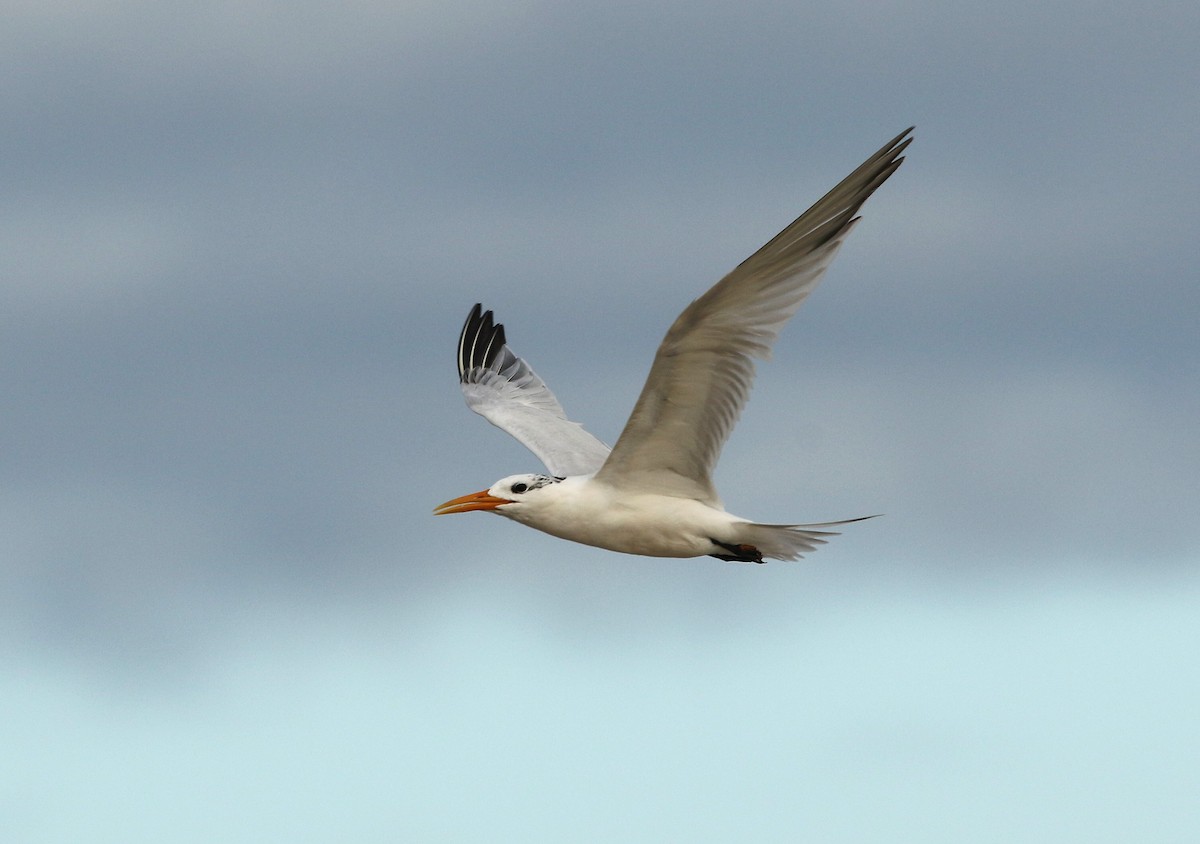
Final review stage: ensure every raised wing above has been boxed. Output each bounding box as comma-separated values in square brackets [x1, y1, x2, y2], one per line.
[457, 304, 611, 477]
[595, 128, 912, 503]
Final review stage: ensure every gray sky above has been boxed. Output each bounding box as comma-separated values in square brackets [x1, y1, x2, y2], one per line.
[4, 1, 1199, 840]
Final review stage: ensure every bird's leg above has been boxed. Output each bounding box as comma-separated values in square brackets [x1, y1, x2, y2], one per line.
[708, 540, 766, 564]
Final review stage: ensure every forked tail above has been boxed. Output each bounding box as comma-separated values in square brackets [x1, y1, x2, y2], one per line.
[713, 515, 879, 563]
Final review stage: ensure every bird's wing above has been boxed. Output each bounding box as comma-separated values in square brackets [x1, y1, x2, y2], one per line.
[595, 128, 912, 503]
[457, 304, 611, 478]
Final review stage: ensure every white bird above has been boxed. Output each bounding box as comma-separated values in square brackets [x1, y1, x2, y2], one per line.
[435, 128, 911, 562]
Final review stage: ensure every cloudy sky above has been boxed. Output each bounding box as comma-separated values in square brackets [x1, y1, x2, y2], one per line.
[4, 1, 1198, 840]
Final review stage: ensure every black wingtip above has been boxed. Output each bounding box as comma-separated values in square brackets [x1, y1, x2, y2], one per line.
[456, 303, 508, 380]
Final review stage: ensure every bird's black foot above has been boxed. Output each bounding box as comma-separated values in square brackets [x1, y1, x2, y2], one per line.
[709, 540, 765, 563]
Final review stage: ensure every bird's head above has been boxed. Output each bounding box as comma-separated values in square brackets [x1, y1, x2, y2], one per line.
[433, 473, 559, 517]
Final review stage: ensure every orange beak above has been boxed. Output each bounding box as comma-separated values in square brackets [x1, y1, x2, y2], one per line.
[433, 489, 509, 515]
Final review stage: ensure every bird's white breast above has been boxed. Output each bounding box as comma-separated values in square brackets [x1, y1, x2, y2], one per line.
[501, 476, 737, 558]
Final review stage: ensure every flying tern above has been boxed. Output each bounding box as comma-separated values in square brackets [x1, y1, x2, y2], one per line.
[435, 128, 911, 562]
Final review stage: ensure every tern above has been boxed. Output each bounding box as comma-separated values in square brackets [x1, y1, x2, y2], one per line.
[435, 128, 911, 562]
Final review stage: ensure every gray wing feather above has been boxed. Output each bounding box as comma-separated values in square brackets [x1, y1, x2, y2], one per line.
[457, 304, 611, 477]
[595, 128, 912, 502]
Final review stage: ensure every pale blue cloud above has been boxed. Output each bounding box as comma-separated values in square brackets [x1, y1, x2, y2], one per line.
[6, 572, 1197, 842]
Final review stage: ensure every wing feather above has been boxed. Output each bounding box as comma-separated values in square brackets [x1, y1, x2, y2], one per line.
[457, 304, 610, 477]
[595, 128, 913, 502]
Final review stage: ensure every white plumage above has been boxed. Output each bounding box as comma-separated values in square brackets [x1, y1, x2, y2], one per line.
[436, 128, 912, 562]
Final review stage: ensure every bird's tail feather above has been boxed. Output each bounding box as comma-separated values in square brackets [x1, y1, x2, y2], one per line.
[737, 515, 879, 562]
